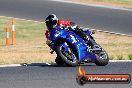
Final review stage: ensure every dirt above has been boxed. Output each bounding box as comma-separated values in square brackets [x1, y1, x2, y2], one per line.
[73, 0, 132, 8]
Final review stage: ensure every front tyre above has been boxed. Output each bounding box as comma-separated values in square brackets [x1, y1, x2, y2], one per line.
[55, 56, 64, 65]
[56, 42, 78, 67]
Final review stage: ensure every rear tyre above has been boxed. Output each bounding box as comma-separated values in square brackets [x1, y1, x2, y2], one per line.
[95, 52, 109, 66]
[94, 44, 109, 66]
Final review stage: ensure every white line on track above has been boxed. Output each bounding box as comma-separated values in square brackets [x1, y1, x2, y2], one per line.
[0, 16, 44, 23]
[0, 60, 131, 67]
[109, 60, 132, 62]
[0, 64, 21, 67]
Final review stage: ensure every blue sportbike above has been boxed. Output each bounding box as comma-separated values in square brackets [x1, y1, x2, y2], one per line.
[45, 27, 109, 66]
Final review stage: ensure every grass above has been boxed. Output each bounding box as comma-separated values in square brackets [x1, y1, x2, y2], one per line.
[94, 32, 132, 60]
[76, 0, 132, 8]
[0, 16, 132, 64]
[128, 54, 132, 60]
[109, 55, 115, 60]
[0, 16, 56, 64]
[117, 55, 124, 60]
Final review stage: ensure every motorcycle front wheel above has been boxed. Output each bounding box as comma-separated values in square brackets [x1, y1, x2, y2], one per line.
[56, 42, 78, 67]
[55, 56, 65, 65]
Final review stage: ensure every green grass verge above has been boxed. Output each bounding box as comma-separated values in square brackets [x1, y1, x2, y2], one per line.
[128, 54, 132, 60]
[0, 17, 44, 41]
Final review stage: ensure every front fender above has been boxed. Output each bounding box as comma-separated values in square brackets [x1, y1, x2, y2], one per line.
[65, 36, 88, 62]
[51, 28, 96, 62]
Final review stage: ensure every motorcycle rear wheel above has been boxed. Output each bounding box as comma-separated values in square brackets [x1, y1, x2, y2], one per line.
[94, 44, 109, 66]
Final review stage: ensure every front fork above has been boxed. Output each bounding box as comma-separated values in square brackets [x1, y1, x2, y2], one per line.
[50, 42, 70, 54]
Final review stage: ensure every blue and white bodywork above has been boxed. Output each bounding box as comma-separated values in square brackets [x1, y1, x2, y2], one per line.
[46, 27, 109, 66]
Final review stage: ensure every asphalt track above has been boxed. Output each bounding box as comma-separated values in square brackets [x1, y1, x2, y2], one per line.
[0, 62, 132, 88]
[0, 0, 132, 35]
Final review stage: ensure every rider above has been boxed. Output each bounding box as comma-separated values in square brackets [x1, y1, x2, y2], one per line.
[45, 14, 93, 47]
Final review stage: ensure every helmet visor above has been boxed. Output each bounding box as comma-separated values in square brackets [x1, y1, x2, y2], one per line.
[46, 20, 57, 30]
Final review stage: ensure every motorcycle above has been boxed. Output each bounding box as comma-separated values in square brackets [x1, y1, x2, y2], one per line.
[45, 26, 109, 66]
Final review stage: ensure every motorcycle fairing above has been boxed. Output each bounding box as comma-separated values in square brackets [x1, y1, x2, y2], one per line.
[49, 27, 96, 62]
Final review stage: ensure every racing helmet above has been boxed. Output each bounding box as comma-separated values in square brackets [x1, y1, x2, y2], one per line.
[45, 14, 58, 30]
